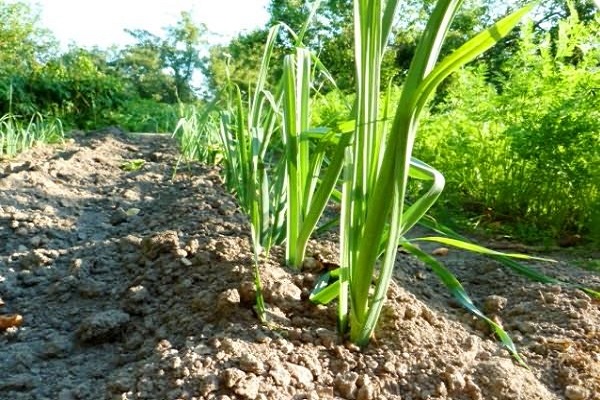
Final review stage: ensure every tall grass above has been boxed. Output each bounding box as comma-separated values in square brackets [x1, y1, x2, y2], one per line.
[172, 105, 223, 166]
[0, 113, 64, 158]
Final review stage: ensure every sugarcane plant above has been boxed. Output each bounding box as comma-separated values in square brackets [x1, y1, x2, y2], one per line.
[215, 25, 289, 321]
[306, 0, 540, 366]
[340, 0, 537, 348]
[214, 12, 340, 319]
[305, 0, 600, 367]
[280, 45, 353, 268]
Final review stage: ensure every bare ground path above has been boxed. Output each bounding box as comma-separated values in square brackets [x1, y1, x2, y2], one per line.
[0, 129, 598, 400]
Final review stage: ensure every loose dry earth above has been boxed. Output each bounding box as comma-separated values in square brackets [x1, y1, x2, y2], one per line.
[1, 129, 598, 400]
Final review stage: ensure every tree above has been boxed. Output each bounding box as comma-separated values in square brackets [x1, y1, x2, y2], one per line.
[206, 0, 598, 98]
[162, 11, 206, 101]
[116, 11, 206, 102]
[0, 0, 57, 114]
[268, 0, 359, 90]
[204, 0, 357, 95]
[203, 29, 275, 94]
[117, 30, 176, 102]
[267, 0, 353, 44]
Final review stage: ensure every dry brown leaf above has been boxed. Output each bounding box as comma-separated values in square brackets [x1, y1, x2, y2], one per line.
[0, 314, 23, 330]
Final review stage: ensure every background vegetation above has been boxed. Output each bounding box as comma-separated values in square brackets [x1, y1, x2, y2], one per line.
[415, 9, 600, 242]
[0, 1, 203, 131]
[1, 0, 598, 244]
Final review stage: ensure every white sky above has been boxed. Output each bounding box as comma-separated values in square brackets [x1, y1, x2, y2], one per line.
[29, 0, 270, 49]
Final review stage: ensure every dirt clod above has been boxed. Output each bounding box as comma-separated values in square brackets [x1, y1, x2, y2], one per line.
[76, 309, 130, 343]
[565, 385, 591, 400]
[483, 294, 508, 313]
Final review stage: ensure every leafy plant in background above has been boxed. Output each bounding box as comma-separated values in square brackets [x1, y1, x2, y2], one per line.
[415, 5, 600, 241]
[1, 2, 207, 132]
[28, 47, 130, 130]
[499, 7, 600, 238]
[110, 100, 181, 133]
[0, 0, 57, 117]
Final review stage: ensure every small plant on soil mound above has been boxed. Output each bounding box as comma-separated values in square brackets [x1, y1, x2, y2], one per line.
[0, 113, 64, 158]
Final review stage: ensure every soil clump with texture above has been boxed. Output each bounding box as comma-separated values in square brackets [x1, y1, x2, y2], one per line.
[1, 129, 598, 400]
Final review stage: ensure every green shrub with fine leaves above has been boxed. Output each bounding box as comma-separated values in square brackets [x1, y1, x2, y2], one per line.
[416, 11, 600, 240]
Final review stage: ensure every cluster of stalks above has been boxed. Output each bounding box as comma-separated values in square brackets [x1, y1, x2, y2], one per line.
[182, 0, 599, 365]
[0, 113, 64, 158]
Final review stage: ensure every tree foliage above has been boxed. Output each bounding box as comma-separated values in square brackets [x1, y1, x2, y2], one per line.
[416, 8, 600, 238]
[31, 47, 129, 127]
[203, 29, 275, 94]
[203, 0, 358, 94]
[0, 0, 56, 114]
[0, 3, 207, 129]
[119, 11, 206, 102]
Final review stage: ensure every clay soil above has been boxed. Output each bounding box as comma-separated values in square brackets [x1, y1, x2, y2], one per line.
[1, 129, 598, 400]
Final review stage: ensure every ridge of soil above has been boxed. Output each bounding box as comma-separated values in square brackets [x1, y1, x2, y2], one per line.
[1, 129, 598, 400]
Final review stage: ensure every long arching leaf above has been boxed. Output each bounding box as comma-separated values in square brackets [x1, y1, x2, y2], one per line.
[400, 240, 528, 368]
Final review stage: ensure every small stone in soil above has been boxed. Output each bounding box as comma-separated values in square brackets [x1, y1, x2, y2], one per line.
[239, 353, 265, 374]
[287, 362, 314, 388]
[76, 309, 130, 343]
[234, 375, 261, 399]
[216, 288, 241, 316]
[0, 373, 41, 391]
[483, 295, 508, 313]
[221, 367, 246, 388]
[269, 364, 291, 386]
[357, 374, 378, 400]
[564, 385, 590, 400]
[109, 208, 129, 225]
[199, 374, 220, 396]
[40, 333, 73, 359]
[334, 371, 359, 398]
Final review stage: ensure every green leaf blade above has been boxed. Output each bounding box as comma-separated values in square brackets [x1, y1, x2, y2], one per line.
[400, 240, 528, 367]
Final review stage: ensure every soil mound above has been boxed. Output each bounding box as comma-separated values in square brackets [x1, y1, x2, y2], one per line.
[1, 132, 598, 399]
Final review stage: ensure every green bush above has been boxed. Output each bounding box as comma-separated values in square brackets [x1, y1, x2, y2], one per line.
[31, 48, 130, 129]
[415, 12, 600, 240]
[310, 90, 353, 128]
[109, 100, 181, 133]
